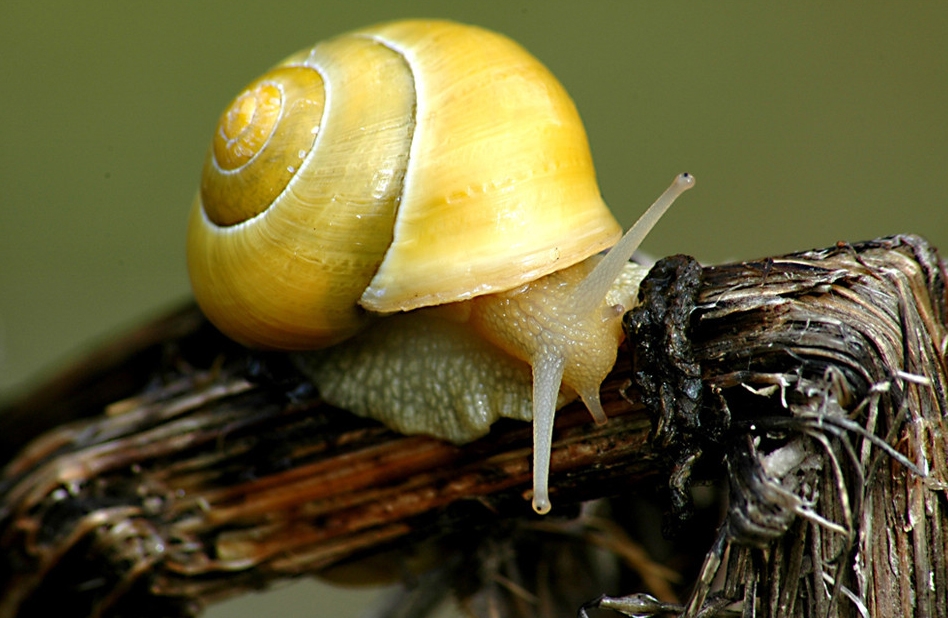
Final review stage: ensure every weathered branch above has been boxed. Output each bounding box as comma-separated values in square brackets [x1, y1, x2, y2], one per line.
[1, 235, 946, 618]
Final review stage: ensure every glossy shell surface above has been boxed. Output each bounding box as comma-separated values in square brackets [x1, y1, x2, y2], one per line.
[187, 20, 621, 350]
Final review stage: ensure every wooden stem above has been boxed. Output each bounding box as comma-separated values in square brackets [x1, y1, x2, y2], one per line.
[1, 235, 946, 618]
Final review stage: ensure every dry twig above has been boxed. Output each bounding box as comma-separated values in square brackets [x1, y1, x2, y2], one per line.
[1, 235, 946, 617]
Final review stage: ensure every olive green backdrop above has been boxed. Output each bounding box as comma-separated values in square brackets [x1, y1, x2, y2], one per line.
[1, 2, 946, 616]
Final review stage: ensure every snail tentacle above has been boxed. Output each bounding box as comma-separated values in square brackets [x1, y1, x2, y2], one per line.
[513, 174, 695, 513]
[531, 353, 566, 515]
[573, 172, 696, 316]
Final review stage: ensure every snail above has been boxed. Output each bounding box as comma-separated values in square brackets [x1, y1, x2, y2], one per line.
[186, 19, 694, 514]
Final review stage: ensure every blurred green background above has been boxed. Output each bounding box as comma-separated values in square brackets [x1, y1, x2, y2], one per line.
[1, 2, 945, 616]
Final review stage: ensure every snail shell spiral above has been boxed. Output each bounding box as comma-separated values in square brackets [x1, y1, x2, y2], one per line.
[187, 20, 621, 350]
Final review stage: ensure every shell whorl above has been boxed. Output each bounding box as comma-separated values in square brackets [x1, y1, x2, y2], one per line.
[187, 20, 621, 350]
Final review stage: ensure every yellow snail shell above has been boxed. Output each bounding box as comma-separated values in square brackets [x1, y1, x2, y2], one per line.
[186, 19, 695, 513]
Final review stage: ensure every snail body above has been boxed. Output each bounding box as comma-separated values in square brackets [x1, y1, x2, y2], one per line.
[187, 19, 694, 513]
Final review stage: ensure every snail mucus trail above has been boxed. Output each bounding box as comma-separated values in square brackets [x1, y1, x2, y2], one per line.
[186, 20, 695, 514]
